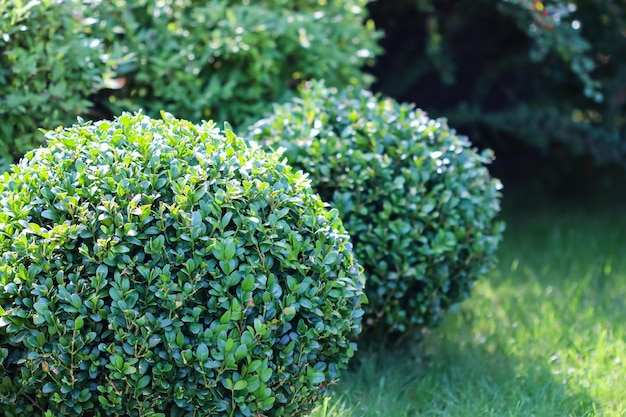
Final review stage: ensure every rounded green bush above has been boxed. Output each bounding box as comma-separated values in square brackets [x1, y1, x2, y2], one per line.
[0, 113, 365, 416]
[248, 81, 504, 334]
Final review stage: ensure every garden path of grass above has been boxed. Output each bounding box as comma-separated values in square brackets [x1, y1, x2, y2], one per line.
[310, 187, 626, 417]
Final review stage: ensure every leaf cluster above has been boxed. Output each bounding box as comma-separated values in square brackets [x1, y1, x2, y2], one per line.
[0, 0, 108, 163]
[92, 0, 381, 127]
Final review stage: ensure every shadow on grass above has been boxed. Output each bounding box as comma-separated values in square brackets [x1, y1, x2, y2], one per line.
[311, 188, 626, 417]
[322, 317, 599, 417]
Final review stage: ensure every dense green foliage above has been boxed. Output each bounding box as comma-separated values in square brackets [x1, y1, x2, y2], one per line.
[0, 0, 380, 167]
[92, 0, 380, 127]
[368, 0, 626, 169]
[248, 81, 504, 334]
[0, 113, 365, 416]
[0, 0, 109, 169]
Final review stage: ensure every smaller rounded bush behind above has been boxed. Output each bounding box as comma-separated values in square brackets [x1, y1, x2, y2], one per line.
[248, 81, 505, 335]
[0, 112, 365, 417]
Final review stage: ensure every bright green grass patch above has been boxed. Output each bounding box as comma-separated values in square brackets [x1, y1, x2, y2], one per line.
[309, 193, 626, 417]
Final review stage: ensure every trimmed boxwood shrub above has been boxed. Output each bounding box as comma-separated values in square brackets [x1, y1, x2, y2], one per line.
[0, 113, 365, 416]
[248, 81, 504, 334]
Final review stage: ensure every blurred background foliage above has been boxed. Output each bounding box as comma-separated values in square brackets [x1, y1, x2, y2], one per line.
[0, 0, 380, 168]
[1, 0, 625, 182]
[366, 0, 626, 181]
[0, 0, 108, 170]
[89, 0, 380, 126]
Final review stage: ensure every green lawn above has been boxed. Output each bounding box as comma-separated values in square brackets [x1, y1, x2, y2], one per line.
[310, 189, 626, 417]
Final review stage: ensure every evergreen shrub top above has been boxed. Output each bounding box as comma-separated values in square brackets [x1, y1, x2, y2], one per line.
[248, 81, 504, 334]
[0, 113, 365, 417]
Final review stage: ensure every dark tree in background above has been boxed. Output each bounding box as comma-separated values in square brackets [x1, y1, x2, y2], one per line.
[367, 0, 626, 181]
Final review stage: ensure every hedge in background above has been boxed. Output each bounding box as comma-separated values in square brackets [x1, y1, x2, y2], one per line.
[0, 0, 381, 168]
[0, 112, 365, 416]
[92, 0, 381, 127]
[0, 0, 108, 169]
[367, 0, 626, 170]
[249, 81, 504, 334]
